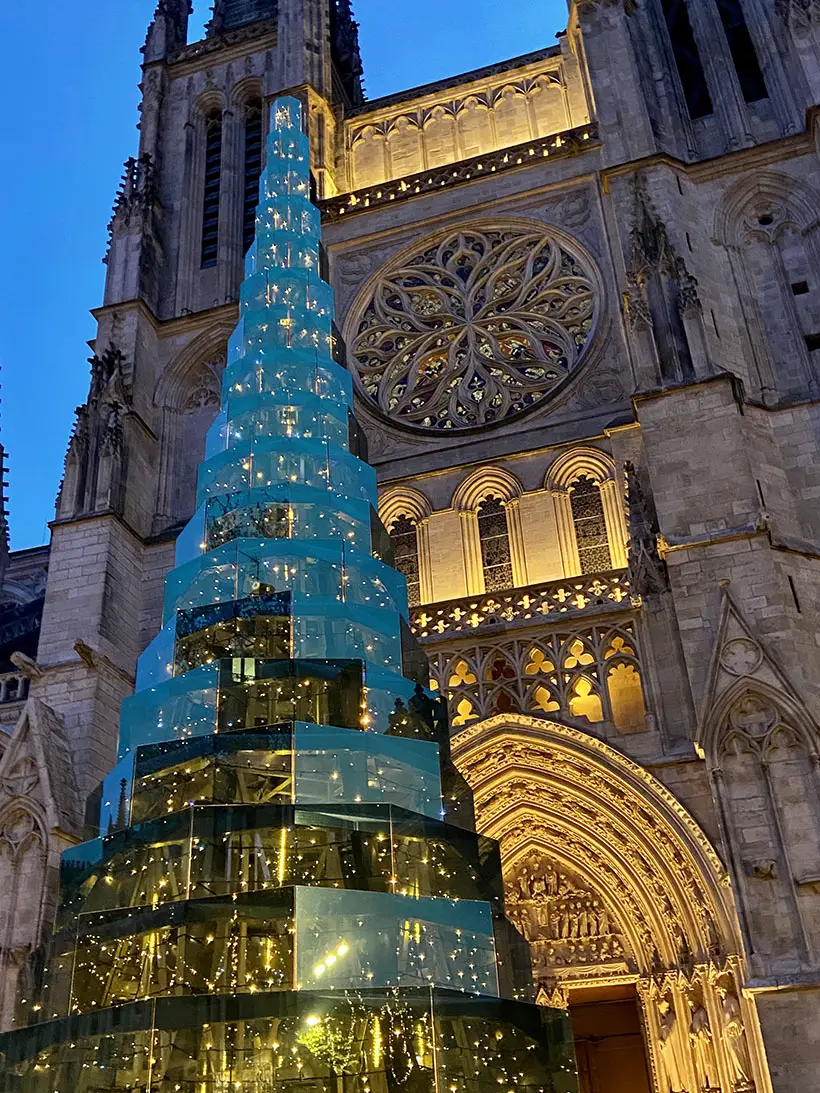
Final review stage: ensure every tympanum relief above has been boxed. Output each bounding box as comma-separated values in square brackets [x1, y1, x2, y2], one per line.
[506, 853, 628, 977]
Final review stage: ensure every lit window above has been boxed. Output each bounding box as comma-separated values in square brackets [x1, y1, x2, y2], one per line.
[389, 514, 420, 607]
[477, 496, 513, 592]
[570, 476, 613, 574]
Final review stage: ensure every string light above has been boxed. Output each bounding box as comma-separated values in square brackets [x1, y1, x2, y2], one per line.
[3, 95, 574, 1093]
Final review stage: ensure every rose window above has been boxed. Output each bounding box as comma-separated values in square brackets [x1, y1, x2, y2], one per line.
[350, 225, 598, 430]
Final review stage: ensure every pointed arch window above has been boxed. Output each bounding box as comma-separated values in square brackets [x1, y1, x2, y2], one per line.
[200, 108, 223, 268]
[242, 98, 264, 254]
[389, 514, 421, 607]
[570, 475, 613, 574]
[477, 495, 513, 592]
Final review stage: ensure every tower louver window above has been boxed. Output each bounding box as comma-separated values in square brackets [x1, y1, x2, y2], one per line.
[242, 98, 264, 254]
[200, 108, 223, 268]
[660, 0, 714, 119]
[0, 97, 578, 1093]
[714, 0, 768, 102]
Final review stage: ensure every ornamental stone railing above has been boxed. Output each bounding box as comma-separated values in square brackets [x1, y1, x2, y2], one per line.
[321, 123, 599, 221]
[0, 673, 28, 705]
[410, 569, 632, 642]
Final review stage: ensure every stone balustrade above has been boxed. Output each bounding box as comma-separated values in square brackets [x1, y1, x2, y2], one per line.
[409, 569, 632, 642]
[0, 673, 29, 705]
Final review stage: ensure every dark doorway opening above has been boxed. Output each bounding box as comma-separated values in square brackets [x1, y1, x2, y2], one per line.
[570, 984, 653, 1093]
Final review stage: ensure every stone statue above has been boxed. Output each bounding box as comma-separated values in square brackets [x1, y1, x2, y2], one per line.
[656, 993, 688, 1093]
[719, 985, 754, 1089]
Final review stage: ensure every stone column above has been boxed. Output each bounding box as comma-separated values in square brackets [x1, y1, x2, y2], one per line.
[503, 497, 530, 588]
[552, 489, 581, 577]
[600, 478, 628, 569]
[416, 517, 435, 605]
[459, 510, 485, 595]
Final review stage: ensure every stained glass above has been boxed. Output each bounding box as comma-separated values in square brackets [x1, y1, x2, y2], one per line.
[478, 495, 514, 592]
[390, 513, 421, 606]
[570, 475, 613, 574]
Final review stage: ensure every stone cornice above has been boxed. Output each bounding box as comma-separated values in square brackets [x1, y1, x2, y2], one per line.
[601, 116, 818, 191]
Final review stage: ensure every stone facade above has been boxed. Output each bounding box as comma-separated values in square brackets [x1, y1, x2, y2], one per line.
[0, 0, 819, 1088]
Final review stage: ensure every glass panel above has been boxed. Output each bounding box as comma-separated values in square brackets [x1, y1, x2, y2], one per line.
[295, 887, 499, 994]
[294, 724, 442, 819]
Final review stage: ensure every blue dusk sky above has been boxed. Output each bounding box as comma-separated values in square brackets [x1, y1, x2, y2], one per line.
[0, 0, 565, 550]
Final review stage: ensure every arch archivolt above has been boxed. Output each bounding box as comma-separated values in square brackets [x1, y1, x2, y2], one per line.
[453, 715, 773, 1093]
[451, 465, 523, 512]
[378, 485, 432, 529]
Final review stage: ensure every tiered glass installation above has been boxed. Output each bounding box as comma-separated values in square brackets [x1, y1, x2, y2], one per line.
[0, 99, 578, 1093]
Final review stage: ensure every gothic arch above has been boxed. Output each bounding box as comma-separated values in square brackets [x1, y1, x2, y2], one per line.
[701, 676, 820, 976]
[546, 446, 615, 491]
[378, 487, 434, 604]
[230, 77, 264, 108]
[713, 170, 820, 248]
[712, 170, 820, 396]
[153, 324, 232, 411]
[378, 485, 433, 528]
[153, 325, 232, 529]
[451, 467, 527, 593]
[452, 715, 773, 1093]
[453, 715, 739, 968]
[191, 89, 226, 124]
[546, 447, 627, 573]
[451, 466, 523, 511]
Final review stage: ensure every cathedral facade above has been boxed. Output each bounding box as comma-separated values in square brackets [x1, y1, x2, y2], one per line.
[0, 0, 819, 1090]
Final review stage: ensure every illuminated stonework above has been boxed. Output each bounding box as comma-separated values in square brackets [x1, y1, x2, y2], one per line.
[350, 224, 598, 430]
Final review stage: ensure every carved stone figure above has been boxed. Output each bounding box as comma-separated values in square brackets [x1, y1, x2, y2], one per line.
[719, 984, 754, 1089]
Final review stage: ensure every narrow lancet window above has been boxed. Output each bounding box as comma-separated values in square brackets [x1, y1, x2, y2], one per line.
[570, 475, 613, 574]
[477, 496, 513, 592]
[714, 0, 767, 102]
[660, 0, 714, 119]
[243, 99, 264, 254]
[200, 109, 223, 268]
[389, 514, 421, 607]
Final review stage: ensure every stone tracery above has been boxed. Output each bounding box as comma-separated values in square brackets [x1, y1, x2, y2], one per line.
[350, 223, 598, 431]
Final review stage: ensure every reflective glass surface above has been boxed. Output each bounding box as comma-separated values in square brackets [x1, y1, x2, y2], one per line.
[0, 98, 577, 1093]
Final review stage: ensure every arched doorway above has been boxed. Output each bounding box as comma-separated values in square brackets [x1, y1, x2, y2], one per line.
[452, 715, 772, 1093]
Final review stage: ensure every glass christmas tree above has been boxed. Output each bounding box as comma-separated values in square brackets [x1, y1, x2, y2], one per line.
[0, 98, 578, 1093]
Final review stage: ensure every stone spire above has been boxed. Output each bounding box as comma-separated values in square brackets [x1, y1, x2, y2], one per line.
[142, 0, 192, 61]
[331, 0, 365, 106]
